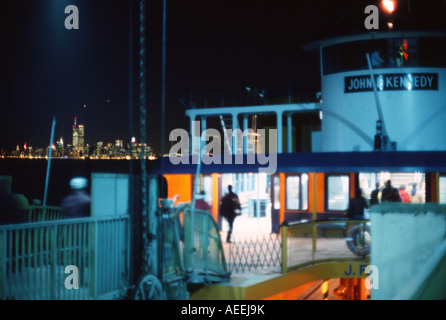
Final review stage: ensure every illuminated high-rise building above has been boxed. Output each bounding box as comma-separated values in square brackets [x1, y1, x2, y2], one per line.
[56, 137, 64, 155]
[72, 117, 79, 151]
[72, 117, 85, 155]
[78, 124, 85, 153]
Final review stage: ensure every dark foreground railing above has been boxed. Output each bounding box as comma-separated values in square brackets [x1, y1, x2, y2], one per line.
[0, 215, 130, 300]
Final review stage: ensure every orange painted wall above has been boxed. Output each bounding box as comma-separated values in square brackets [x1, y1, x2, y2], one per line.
[263, 281, 318, 300]
[164, 174, 192, 204]
[350, 173, 356, 198]
[212, 173, 219, 221]
[280, 173, 285, 224]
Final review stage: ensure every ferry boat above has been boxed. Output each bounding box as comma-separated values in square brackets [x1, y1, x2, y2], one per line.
[1, 29, 446, 300]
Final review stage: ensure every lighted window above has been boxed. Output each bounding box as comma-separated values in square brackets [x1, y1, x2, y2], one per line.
[327, 175, 350, 211]
[285, 174, 309, 210]
[323, 40, 387, 74]
[321, 36, 446, 75]
[273, 176, 280, 210]
[203, 175, 213, 206]
[440, 176, 446, 204]
[388, 38, 418, 67]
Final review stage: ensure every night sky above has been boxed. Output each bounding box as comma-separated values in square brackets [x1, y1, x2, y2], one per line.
[1, 0, 446, 154]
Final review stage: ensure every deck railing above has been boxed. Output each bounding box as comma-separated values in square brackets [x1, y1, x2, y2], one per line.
[183, 208, 229, 283]
[0, 215, 130, 300]
[281, 219, 370, 274]
[24, 206, 66, 222]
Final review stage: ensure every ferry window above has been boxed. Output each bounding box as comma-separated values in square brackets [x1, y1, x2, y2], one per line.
[203, 175, 213, 206]
[285, 174, 309, 210]
[273, 176, 280, 210]
[388, 38, 418, 67]
[301, 174, 309, 210]
[363, 39, 389, 68]
[322, 37, 436, 74]
[239, 173, 246, 192]
[339, 42, 362, 72]
[232, 173, 251, 194]
[326, 175, 350, 211]
[323, 42, 363, 75]
[440, 176, 446, 204]
[419, 37, 446, 67]
[323, 40, 387, 75]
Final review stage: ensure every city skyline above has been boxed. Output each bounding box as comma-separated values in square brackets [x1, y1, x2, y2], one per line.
[1, 115, 154, 159]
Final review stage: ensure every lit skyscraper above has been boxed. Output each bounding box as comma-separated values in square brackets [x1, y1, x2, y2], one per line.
[78, 124, 85, 153]
[72, 117, 85, 156]
[72, 117, 79, 150]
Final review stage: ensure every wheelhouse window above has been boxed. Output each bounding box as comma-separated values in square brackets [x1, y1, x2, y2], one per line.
[285, 174, 308, 210]
[326, 175, 350, 211]
[322, 36, 446, 75]
[419, 37, 446, 67]
[323, 39, 388, 74]
[387, 38, 418, 67]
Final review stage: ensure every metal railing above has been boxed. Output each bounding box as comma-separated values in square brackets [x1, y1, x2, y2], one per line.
[281, 219, 370, 274]
[24, 206, 66, 222]
[158, 207, 187, 289]
[183, 208, 229, 283]
[0, 215, 130, 300]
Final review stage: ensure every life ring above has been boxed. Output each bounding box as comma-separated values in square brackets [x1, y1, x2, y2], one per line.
[346, 223, 371, 257]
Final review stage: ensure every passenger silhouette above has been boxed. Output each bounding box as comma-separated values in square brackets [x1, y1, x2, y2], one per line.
[60, 177, 91, 218]
[346, 188, 369, 220]
[219, 185, 241, 243]
[381, 180, 402, 203]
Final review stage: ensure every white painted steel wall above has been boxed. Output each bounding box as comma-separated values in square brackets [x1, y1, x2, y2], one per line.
[91, 173, 129, 217]
[321, 67, 446, 152]
[370, 204, 446, 300]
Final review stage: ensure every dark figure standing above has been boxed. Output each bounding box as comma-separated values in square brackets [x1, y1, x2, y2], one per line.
[195, 191, 212, 212]
[370, 183, 381, 206]
[60, 177, 91, 218]
[381, 180, 402, 203]
[0, 176, 26, 225]
[219, 185, 241, 243]
[346, 188, 369, 220]
[0, 190, 23, 225]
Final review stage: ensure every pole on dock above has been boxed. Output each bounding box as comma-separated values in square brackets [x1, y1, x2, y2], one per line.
[43, 117, 56, 207]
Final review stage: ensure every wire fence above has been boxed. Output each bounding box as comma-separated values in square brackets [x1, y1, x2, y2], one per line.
[25, 206, 66, 222]
[226, 220, 370, 275]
